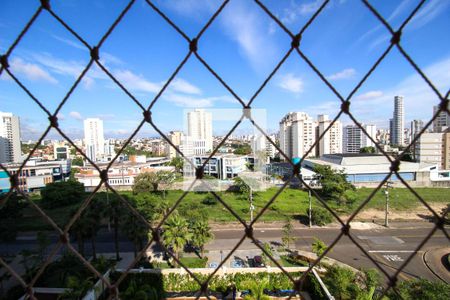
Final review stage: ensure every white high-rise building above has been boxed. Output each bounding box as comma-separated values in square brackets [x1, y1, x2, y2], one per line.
[186, 109, 213, 155]
[390, 96, 404, 146]
[432, 105, 449, 132]
[279, 112, 317, 159]
[83, 118, 104, 162]
[0, 112, 21, 163]
[166, 131, 184, 158]
[316, 114, 342, 156]
[411, 120, 424, 139]
[343, 124, 377, 153]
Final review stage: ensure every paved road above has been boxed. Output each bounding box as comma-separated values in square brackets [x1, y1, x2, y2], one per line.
[2, 224, 448, 283]
[210, 225, 449, 283]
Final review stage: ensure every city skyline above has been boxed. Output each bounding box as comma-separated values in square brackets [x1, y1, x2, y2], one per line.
[0, 0, 449, 140]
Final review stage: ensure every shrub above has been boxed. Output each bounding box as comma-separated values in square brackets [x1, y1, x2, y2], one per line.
[202, 195, 218, 205]
[308, 207, 333, 226]
[388, 278, 450, 300]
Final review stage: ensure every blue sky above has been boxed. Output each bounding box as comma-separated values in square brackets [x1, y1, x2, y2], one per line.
[0, 0, 449, 140]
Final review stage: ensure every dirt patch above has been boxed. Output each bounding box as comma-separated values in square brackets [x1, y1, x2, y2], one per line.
[343, 203, 447, 222]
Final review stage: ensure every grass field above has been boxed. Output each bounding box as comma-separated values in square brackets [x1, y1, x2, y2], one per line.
[15, 187, 450, 231]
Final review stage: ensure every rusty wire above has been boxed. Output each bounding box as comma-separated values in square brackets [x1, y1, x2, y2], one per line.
[0, 0, 449, 299]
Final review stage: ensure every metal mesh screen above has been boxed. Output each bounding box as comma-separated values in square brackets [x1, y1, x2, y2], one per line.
[0, 0, 449, 299]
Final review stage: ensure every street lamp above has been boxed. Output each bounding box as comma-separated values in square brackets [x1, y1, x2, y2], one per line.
[249, 186, 254, 222]
[308, 189, 312, 228]
[384, 181, 393, 227]
[220, 250, 223, 264]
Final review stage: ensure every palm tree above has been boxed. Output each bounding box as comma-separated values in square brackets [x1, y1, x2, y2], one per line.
[189, 219, 213, 258]
[84, 200, 105, 261]
[70, 210, 91, 258]
[243, 278, 270, 300]
[121, 212, 148, 258]
[103, 194, 123, 261]
[162, 215, 192, 264]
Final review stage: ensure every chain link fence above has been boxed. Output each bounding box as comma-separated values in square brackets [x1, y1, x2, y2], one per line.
[0, 0, 449, 299]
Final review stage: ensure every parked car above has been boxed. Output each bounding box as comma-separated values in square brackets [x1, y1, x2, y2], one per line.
[231, 259, 245, 268]
[209, 262, 218, 268]
[254, 255, 264, 267]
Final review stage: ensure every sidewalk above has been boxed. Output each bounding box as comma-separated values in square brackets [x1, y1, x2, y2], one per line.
[210, 220, 440, 231]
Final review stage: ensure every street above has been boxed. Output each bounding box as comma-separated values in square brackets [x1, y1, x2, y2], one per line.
[2, 222, 449, 284]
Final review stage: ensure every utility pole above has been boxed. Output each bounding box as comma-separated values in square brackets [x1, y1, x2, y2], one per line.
[384, 181, 392, 227]
[308, 189, 312, 228]
[249, 186, 254, 222]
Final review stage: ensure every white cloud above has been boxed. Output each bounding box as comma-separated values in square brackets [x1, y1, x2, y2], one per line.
[7, 57, 58, 84]
[408, 0, 450, 30]
[51, 34, 86, 51]
[113, 70, 161, 93]
[277, 73, 304, 93]
[163, 93, 233, 108]
[352, 56, 450, 123]
[356, 90, 383, 100]
[220, 1, 278, 71]
[281, 0, 325, 24]
[69, 111, 83, 120]
[170, 78, 201, 95]
[327, 68, 356, 81]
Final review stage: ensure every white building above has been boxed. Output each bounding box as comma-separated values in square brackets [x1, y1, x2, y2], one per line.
[414, 132, 443, 167]
[0, 112, 21, 164]
[83, 118, 105, 162]
[317, 114, 342, 156]
[343, 124, 377, 153]
[186, 109, 213, 155]
[432, 105, 449, 132]
[390, 96, 404, 146]
[166, 131, 184, 159]
[279, 112, 317, 159]
[411, 120, 424, 139]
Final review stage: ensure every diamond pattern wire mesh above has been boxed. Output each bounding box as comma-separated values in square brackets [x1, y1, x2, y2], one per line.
[0, 0, 449, 299]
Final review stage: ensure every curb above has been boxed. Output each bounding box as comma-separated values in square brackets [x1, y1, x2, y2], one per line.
[423, 248, 450, 284]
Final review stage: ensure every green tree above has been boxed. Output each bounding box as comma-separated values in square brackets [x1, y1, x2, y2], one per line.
[233, 144, 252, 155]
[102, 192, 125, 261]
[121, 212, 148, 258]
[312, 238, 328, 260]
[281, 218, 296, 250]
[40, 181, 85, 208]
[71, 157, 84, 166]
[169, 157, 184, 173]
[261, 242, 273, 266]
[132, 172, 161, 194]
[59, 275, 93, 300]
[189, 219, 213, 258]
[359, 146, 376, 153]
[313, 165, 356, 205]
[158, 171, 176, 199]
[233, 176, 251, 201]
[323, 265, 356, 300]
[162, 214, 192, 264]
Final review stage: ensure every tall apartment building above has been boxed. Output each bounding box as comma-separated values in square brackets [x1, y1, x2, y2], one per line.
[432, 105, 449, 132]
[442, 129, 450, 170]
[316, 114, 342, 156]
[411, 120, 424, 139]
[166, 131, 184, 159]
[0, 112, 21, 163]
[186, 109, 213, 155]
[343, 124, 377, 153]
[390, 96, 404, 146]
[83, 118, 104, 162]
[279, 112, 317, 159]
[414, 132, 443, 167]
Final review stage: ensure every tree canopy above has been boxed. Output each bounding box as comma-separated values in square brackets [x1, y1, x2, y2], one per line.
[40, 180, 85, 208]
[313, 165, 356, 205]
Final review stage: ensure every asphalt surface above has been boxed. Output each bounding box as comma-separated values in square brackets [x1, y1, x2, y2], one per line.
[2, 223, 449, 284]
[210, 225, 450, 283]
